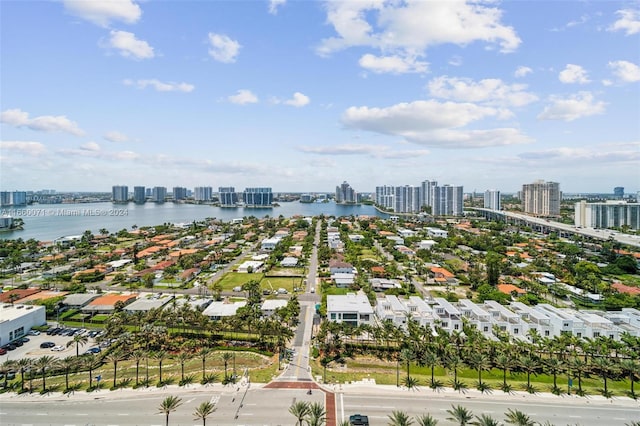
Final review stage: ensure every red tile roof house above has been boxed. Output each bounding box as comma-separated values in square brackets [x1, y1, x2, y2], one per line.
[81, 293, 137, 314]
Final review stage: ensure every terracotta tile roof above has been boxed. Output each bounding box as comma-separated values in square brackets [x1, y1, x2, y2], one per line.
[497, 284, 526, 295]
[612, 282, 640, 295]
[87, 294, 136, 306]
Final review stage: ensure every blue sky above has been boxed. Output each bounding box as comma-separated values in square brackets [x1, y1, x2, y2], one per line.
[1, 0, 639, 194]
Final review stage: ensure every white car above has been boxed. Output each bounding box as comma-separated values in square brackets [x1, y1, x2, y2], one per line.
[51, 345, 65, 352]
[28, 330, 41, 336]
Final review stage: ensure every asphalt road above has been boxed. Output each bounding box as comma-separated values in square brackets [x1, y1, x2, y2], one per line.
[1, 383, 637, 426]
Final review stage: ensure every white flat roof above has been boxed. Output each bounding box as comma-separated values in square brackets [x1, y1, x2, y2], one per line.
[261, 299, 288, 311]
[0, 304, 45, 321]
[327, 293, 373, 314]
[202, 301, 246, 317]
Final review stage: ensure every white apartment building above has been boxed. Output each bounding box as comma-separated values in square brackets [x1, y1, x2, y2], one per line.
[574, 200, 640, 230]
[432, 298, 462, 332]
[426, 227, 448, 238]
[484, 300, 528, 338]
[534, 304, 585, 338]
[509, 301, 554, 339]
[522, 180, 560, 216]
[484, 190, 501, 210]
[458, 299, 493, 335]
[327, 293, 374, 327]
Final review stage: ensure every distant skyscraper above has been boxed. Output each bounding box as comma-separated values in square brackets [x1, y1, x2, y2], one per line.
[218, 187, 237, 205]
[152, 186, 167, 203]
[243, 187, 272, 206]
[375, 186, 395, 210]
[522, 180, 560, 216]
[133, 186, 146, 204]
[194, 187, 213, 202]
[112, 185, 128, 203]
[0, 191, 27, 206]
[173, 187, 188, 201]
[336, 181, 357, 203]
[420, 180, 438, 208]
[394, 185, 421, 213]
[614, 187, 624, 198]
[575, 200, 640, 230]
[484, 190, 501, 210]
[432, 185, 464, 216]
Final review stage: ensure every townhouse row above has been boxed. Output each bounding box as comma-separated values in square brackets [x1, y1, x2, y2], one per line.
[326, 292, 640, 342]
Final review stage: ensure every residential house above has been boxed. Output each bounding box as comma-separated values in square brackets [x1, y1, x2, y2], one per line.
[326, 292, 374, 327]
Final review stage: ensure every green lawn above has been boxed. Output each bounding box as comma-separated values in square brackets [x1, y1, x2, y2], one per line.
[216, 273, 264, 290]
[266, 267, 305, 277]
[260, 277, 302, 292]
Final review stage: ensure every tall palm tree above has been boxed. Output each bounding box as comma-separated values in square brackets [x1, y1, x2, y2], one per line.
[422, 348, 439, 388]
[518, 355, 538, 389]
[106, 349, 126, 388]
[504, 408, 535, 426]
[468, 352, 491, 387]
[193, 401, 216, 426]
[58, 356, 77, 391]
[153, 350, 168, 384]
[544, 357, 563, 392]
[569, 357, 587, 394]
[67, 334, 89, 357]
[288, 401, 310, 426]
[620, 358, 638, 397]
[388, 410, 414, 426]
[130, 349, 146, 387]
[307, 402, 326, 426]
[158, 395, 183, 426]
[176, 352, 191, 382]
[197, 348, 212, 382]
[593, 356, 614, 395]
[415, 413, 438, 426]
[15, 358, 32, 393]
[82, 354, 102, 389]
[495, 353, 514, 391]
[471, 414, 500, 426]
[399, 347, 415, 384]
[446, 405, 474, 426]
[221, 352, 233, 379]
[34, 355, 56, 392]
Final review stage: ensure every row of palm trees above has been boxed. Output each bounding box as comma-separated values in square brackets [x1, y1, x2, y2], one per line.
[0, 346, 244, 393]
[315, 316, 639, 397]
[158, 395, 216, 426]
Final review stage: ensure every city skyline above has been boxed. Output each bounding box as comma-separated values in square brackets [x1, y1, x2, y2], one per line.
[1, 1, 639, 193]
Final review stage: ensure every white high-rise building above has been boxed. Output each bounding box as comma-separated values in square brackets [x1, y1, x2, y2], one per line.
[194, 187, 213, 202]
[432, 185, 464, 216]
[522, 180, 560, 216]
[394, 185, 421, 213]
[575, 200, 640, 230]
[484, 190, 501, 210]
[375, 186, 395, 210]
[218, 187, 237, 206]
[336, 181, 357, 203]
[420, 180, 438, 209]
[152, 186, 167, 203]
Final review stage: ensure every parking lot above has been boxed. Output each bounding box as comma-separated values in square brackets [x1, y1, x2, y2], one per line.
[1, 326, 103, 361]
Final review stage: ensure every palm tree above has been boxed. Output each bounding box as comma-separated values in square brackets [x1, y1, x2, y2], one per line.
[446, 405, 474, 426]
[153, 350, 168, 384]
[106, 349, 126, 388]
[471, 414, 500, 426]
[58, 356, 77, 391]
[468, 352, 491, 387]
[504, 408, 534, 426]
[130, 349, 146, 387]
[544, 357, 563, 392]
[307, 402, 326, 426]
[423, 348, 439, 388]
[388, 410, 414, 426]
[221, 352, 233, 380]
[288, 401, 310, 426]
[34, 355, 56, 392]
[518, 355, 538, 390]
[593, 356, 614, 395]
[193, 401, 216, 426]
[415, 413, 438, 426]
[569, 357, 588, 395]
[82, 355, 102, 389]
[495, 353, 514, 391]
[197, 348, 212, 382]
[67, 333, 89, 357]
[619, 358, 638, 397]
[399, 347, 415, 384]
[15, 358, 32, 393]
[176, 352, 191, 382]
[158, 395, 183, 426]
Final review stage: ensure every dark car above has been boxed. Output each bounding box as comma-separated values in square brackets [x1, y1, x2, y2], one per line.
[40, 341, 55, 349]
[3, 344, 16, 351]
[85, 347, 101, 354]
[20, 337, 30, 343]
[12, 340, 23, 347]
[0, 348, 6, 355]
[349, 414, 370, 426]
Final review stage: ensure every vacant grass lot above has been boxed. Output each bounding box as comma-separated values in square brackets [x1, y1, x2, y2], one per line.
[311, 356, 635, 397]
[216, 273, 264, 290]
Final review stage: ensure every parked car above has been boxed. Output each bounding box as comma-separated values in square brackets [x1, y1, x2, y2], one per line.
[0, 348, 6, 355]
[40, 341, 55, 349]
[12, 340, 23, 347]
[85, 347, 101, 354]
[28, 330, 40, 336]
[51, 345, 65, 352]
[20, 337, 30, 343]
[3, 344, 16, 351]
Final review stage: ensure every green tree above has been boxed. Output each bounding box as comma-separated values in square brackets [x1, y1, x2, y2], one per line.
[158, 395, 183, 426]
[415, 413, 438, 426]
[446, 405, 474, 426]
[193, 401, 216, 426]
[504, 408, 535, 426]
[388, 410, 414, 426]
[307, 402, 326, 426]
[289, 401, 310, 426]
[34, 355, 56, 392]
[67, 333, 89, 357]
[485, 251, 502, 286]
[471, 414, 500, 426]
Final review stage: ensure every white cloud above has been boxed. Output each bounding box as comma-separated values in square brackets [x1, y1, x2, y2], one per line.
[0, 141, 47, 156]
[63, 0, 141, 27]
[558, 64, 590, 84]
[228, 89, 258, 105]
[268, 0, 286, 15]
[317, 1, 521, 61]
[609, 8, 640, 35]
[517, 145, 640, 164]
[358, 53, 428, 74]
[298, 143, 429, 158]
[514, 66, 532, 78]
[448, 55, 463, 67]
[208, 33, 241, 63]
[284, 92, 310, 107]
[80, 142, 101, 151]
[602, 79, 613, 87]
[104, 131, 129, 143]
[104, 30, 154, 59]
[608, 60, 640, 83]
[427, 76, 538, 107]
[123, 78, 194, 92]
[0, 108, 85, 136]
[342, 100, 530, 148]
[537, 92, 606, 122]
